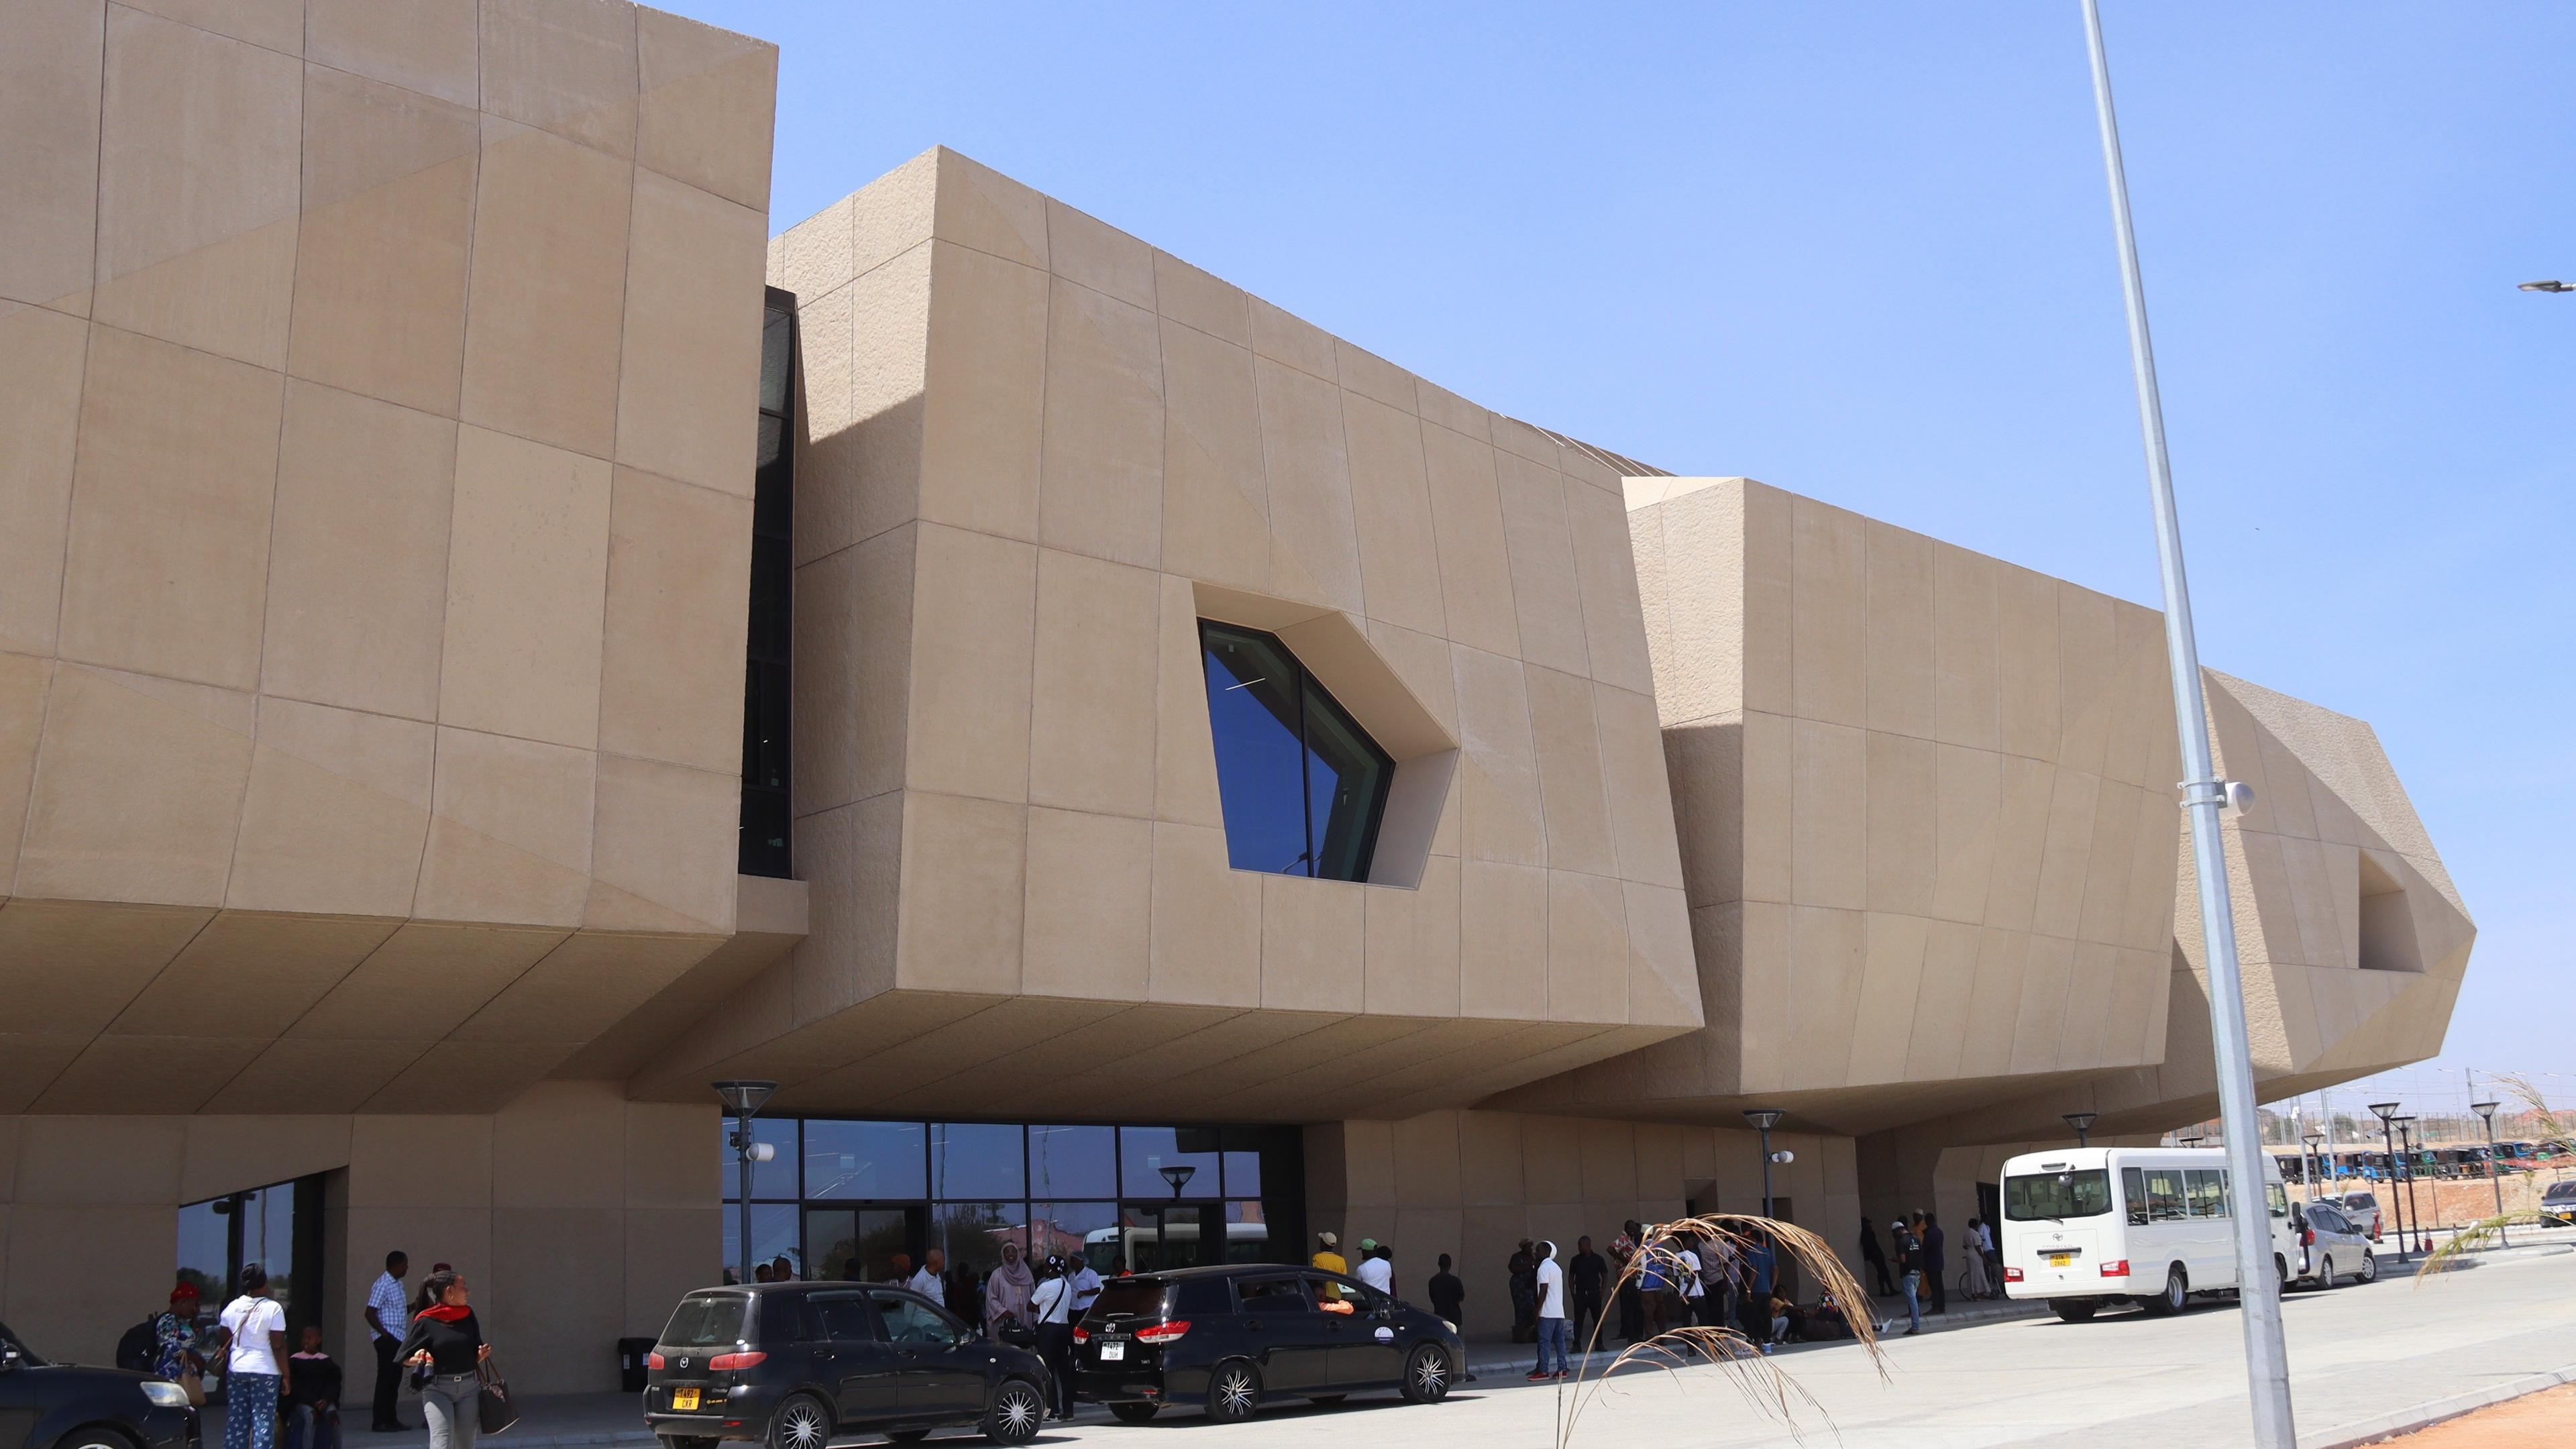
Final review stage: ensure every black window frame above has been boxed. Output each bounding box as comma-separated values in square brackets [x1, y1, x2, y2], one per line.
[1195, 619, 1396, 882]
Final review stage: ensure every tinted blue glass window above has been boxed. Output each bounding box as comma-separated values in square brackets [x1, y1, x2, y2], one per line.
[722, 1116, 800, 1199]
[1120, 1126, 1223, 1199]
[1028, 1124, 1116, 1199]
[803, 1120, 926, 1199]
[930, 1122, 1025, 1199]
[1199, 623, 1394, 881]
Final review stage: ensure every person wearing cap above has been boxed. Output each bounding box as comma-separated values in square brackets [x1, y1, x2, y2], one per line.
[1026, 1258, 1077, 1421]
[1311, 1232, 1347, 1301]
[154, 1283, 211, 1401]
[1355, 1240, 1394, 1295]
[1888, 1218, 1923, 1336]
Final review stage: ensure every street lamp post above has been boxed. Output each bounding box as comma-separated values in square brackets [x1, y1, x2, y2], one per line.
[2369, 1103, 2406, 1258]
[2396, 1118, 2426, 1252]
[2078, 4, 2293, 1440]
[1743, 1110, 1786, 1220]
[2303, 1130, 2326, 1206]
[2064, 1112, 2099, 1148]
[2471, 1102, 2508, 1249]
[714, 1080, 780, 1286]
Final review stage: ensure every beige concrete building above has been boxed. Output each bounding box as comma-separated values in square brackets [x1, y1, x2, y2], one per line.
[0, 0, 2467, 1393]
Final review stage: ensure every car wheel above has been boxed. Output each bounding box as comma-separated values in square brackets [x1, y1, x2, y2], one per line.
[1206, 1360, 1263, 1422]
[2316, 1254, 2334, 1289]
[1108, 1402, 1159, 1424]
[56, 1431, 137, 1449]
[1399, 1344, 1452, 1405]
[982, 1380, 1045, 1446]
[768, 1393, 832, 1449]
[2049, 1298, 2100, 1324]
[2357, 1249, 2377, 1284]
[2140, 1266, 2187, 1316]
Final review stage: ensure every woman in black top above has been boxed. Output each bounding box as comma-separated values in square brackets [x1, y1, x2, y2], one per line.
[396, 1271, 491, 1449]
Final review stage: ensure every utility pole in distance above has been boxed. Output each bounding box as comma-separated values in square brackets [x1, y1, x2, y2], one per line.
[2076, 4, 2295, 1446]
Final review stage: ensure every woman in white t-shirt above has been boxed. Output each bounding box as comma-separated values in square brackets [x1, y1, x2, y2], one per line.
[218, 1265, 290, 1449]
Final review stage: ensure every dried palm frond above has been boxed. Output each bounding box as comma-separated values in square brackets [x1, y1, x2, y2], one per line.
[1552, 1213, 1888, 1449]
[2412, 1074, 2575, 1283]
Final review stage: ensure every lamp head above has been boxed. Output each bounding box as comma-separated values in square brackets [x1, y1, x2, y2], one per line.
[2471, 1100, 2501, 1123]
[713, 1079, 780, 1116]
[2063, 1111, 2098, 1132]
[1741, 1108, 1786, 1133]
[2368, 1101, 2400, 1123]
[1159, 1163, 1197, 1192]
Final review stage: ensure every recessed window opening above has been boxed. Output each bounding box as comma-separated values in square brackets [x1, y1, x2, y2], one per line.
[1198, 621, 1393, 881]
[739, 288, 796, 877]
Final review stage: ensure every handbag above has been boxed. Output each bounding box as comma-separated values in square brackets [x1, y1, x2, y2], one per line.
[476, 1360, 519, 1437]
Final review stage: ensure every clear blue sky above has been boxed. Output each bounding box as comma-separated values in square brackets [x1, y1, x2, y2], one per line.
[669, 1, 2575, 1102]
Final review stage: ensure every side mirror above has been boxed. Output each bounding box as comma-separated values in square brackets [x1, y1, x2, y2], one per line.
[1, 1347, 22, 1369]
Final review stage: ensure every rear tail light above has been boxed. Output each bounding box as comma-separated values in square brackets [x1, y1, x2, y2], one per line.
[706, 1351, 765, 1371]
[2002, 1267, 2024, 1283]
[2300, 1228, 2313, 1248]
[2100, 1260, 2129, 1277]
[646, 1352, 665, 1371]
[1071, 1328, 1089, 1346]
[1135, 1321, 1191, 1345]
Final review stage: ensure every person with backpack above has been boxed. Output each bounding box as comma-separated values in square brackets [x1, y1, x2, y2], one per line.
[118, 1283, 210, 1403]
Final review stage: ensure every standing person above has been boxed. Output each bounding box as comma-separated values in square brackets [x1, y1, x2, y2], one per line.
[1568, 1236, 1607, 1348]
[1026, 1260, 1077, 1422]
[1701, 1231, 1740, 1331]
[154, 1285, 211, 1403]
[1857, 1222, 1894, 1297]
[284, 1326, 343, 1449]
[364, 1251, 410, 1432]
[1961, 1230, 1992, 1301]
[1921, 1214, 1947, 1313]
[1311, 1232, 1346, 1278]
[1739, 1232, 1778, 1341]
[907, 1248, 946, 1307]
[1356, 1242, 1394, 1295]
[1066, 1253, 1104, 1321]
[1609, 1222, 1644, 1344]
[1888, 1220, 1922, 1336]
[1974, 1217, 2002, 1295]
[220, 1267, 290, 1449]
[1507, 1240, 1538, 1344]
[1527, 1241, 1568, 1381]
[983, 1242, 1034, 1342]
[398, 1271, 492, 1449]
[1427, 1253, 1465, 1326]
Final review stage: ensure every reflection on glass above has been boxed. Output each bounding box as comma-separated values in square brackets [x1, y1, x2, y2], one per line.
[1120, 1126, 1222, 1199]
[721, 1117, 800, 1200]
[804, 1120, 926, 1200]
[759, 308, 792, 414]
[804, 1207, 914, 1283]
[1114, 1203, 1214, 1273]
[931, 1123, 1026, 1200]
[176, 1199, 229, 1305]
[1028, 1201, 1117, 1268]
[1223, 1201, 1271, 1263]
[936, 1201, 1028, 1280]
[1197, 623, 1393, 881]
[721, 1201, 800, 1281]
[1028, 1125, 1116, 1200]
[241, 1187, 297, 1320]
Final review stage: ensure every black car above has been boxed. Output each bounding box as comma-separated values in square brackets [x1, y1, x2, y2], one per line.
[0, 1321, 199, 1449]
[642, 1285, 1048, 1449]
[1073, 1265, 1462, 1424]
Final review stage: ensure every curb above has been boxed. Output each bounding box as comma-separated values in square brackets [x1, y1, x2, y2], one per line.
[2305, 1363, 2576, 1448]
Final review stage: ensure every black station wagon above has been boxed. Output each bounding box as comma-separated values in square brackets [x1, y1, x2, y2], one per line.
[1073, 1265, 1462, 1423]
[643, 1284, 1049, 1448]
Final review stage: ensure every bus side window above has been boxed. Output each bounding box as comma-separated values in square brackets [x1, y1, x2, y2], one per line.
[2184, 1169, 2226, 1219]
[2147, 1169, 2186, 1222]
[2123, 1168, 2149, 1226]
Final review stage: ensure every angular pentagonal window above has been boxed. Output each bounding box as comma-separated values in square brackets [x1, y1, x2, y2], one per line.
[1199, 621, 1394, 881]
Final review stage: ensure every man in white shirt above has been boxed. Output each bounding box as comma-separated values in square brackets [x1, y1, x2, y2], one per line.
[1028, 1263, 1076, 1421]
[906, 1248, 946, 1307]
[221, 1266, 290, 1449]
[364, 1250, 410, 1432]
[1527, 1241, 1568, 1381]
[1066, 1258, 1104, 1319]
[1355, 1243, 1394, 1295]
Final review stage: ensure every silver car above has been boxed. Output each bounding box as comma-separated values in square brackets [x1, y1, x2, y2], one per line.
[2328, 1191, 2384, 1240]
[2292, 1201, 2377, 1287]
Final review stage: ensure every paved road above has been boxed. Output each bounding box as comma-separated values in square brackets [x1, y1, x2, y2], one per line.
[1003, 1248, 2576, 1449]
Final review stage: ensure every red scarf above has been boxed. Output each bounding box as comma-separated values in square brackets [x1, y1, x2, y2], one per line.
[416, 1304, 470, 1323]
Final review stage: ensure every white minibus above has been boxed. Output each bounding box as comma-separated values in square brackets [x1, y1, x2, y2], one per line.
[1998, 1146, 2296, 1321]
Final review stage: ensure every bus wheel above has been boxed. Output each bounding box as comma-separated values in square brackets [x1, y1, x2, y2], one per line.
[2049, 1298, 2100, 1324]
[2139, 1266, 2187, 1316]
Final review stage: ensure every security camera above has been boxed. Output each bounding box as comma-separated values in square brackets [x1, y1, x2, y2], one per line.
[1768, 1149, 1795, 1165]
[746, 1141, 777, 1163]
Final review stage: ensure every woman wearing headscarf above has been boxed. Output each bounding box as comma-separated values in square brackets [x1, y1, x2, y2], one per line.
[397, 1271, 491, 1449]
[983, 1241, 1034, 1342]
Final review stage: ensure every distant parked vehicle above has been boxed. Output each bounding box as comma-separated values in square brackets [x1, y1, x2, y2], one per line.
[2289, 1203, 2377, 1288]
[2329, 1192, 2384, 1240]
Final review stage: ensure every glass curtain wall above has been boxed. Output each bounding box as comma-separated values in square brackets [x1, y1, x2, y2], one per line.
[720, 1118, 1303, 1292]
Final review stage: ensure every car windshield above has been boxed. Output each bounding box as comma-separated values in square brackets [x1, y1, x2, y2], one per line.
[660, 1295, 749, 1348]
[1088, 1281, 1168, 1320]
[2544, 1184, 2576, 1200]
[2004, 1169, 2112, 1221]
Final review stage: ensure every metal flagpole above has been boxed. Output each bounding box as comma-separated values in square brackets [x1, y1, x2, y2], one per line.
[2076, 3, 2296, 1444]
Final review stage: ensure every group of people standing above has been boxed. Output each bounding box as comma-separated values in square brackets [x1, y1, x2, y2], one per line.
[1856, 1213, 2002, 1335]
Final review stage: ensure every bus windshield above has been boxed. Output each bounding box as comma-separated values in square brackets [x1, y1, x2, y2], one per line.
[2005, 1169, 2112, 1221]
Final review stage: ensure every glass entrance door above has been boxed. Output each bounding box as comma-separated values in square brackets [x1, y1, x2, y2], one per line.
[174, 1175, 324, 1400]
[806, 1207, 926, 1283]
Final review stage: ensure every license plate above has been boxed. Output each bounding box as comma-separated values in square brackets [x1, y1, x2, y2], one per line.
[1099, 1342, 1126, 1362]
[671, 1389, 700, 1411]
[2045, 1252, 2074, 1268]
